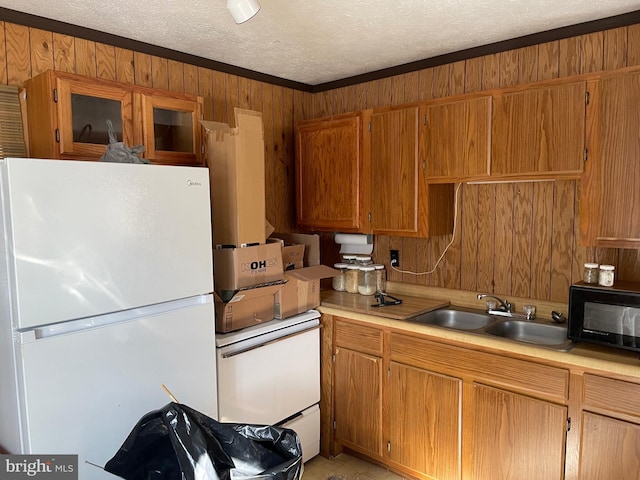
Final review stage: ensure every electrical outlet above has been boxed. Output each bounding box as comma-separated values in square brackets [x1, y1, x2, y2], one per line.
[390, 249, 399, 268]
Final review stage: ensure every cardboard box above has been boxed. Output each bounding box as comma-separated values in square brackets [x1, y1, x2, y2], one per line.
[269, 237, 305, 271]
[202, 109, 266, 247]
[282, 244, 305, 270]
[214, 242, 283, 291]
[271, 232, 320, 267]
[215, 283, 283, 333]
[275, 265, 339, 320]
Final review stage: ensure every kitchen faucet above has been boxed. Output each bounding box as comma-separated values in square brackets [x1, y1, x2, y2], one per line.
[477, 294, 512, 312]
[477, 293, 537, 320]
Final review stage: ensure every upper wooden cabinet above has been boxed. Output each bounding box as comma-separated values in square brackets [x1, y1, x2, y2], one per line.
[368, 106, 420, 235]
[491, 80, 586, 177]
[295, 112, 365, 232]
[139, 93, 203, 165]
[420, 95, 492, 181]
[368, 106, 454, 237]
[24, 70, 203, 165]
[581, 70, 640, 248]
[295, 108, 453, 237]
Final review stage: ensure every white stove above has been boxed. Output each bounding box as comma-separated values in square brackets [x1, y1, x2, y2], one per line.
[215, 310, 321, 463]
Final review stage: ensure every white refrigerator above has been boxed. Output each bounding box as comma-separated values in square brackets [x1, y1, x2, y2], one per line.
[0, 158, 218, 479]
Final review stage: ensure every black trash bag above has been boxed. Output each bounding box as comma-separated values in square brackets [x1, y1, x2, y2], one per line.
[104, 402, 303, 480]
[99, 119, 148, 164]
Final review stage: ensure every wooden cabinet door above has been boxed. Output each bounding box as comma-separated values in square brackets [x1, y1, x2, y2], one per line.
[388, 361, 461, 480]
[140, 94, 203, 165]
[492, 81, 586, 176]
[56, 75, 134, 159]
[579, 412, 640, 480]
[334, 346, 383, 457]
[582, 72, 640, 248]
[469, 383, 567, 480]
[296, 114, 364, 232]
[369, 106, 420, 235]
[421, 96, 491, 180]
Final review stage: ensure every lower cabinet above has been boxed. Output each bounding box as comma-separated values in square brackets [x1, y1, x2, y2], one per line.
[333, 318, 384, 458]
[579, 412, 640, 480]
[334, 346, 383, 457]
[328, 314, 640, 480]
[331, 316, 570, 480]
[388, 362, 461, 480]
[578, 373, 640, 479]
[469, 383, 567, 480]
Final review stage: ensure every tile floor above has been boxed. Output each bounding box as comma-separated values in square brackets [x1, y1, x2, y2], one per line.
[302, 454, 404, 480]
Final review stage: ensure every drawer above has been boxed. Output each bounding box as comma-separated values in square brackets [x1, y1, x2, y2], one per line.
[391, 332, 569, 401]
[583, 373, 640, 418]
[335, 318, 384, 355]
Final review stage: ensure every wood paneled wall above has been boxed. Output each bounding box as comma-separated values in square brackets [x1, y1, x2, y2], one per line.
[0, 20, 312, 236]
[300, 25, 640, 303]
[3, 19, 640, 303]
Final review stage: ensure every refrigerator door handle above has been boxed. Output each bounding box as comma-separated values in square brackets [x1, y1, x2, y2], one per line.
[221, 325, 321, 358]
[22, 295, 212, 342]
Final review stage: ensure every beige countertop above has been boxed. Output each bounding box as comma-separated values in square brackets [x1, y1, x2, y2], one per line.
[320, 289, 449, 319]
[320, 288, 640, 379]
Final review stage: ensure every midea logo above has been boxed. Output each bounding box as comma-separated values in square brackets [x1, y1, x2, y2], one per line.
[187, 180, 202, 187]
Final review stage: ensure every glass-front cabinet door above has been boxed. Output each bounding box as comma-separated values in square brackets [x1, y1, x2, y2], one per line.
[141, 95, 202, 165]
[56, 77, 134, 159]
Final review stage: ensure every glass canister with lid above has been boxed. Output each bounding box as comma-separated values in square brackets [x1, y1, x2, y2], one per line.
[357, 266, 377, 295]
[355, 255, 373, 266]
[342, 254, 357, 265]
[332, 263, 348, 291]
[372, 264, 386, 293]
[345, 265, 360, 293]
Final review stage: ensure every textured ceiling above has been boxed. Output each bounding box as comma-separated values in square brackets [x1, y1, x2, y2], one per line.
[2, 0, 640, 85]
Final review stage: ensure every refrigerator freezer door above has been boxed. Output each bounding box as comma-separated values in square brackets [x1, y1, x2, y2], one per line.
[0, 158, 214, 330]
[16, 297, 217, 479]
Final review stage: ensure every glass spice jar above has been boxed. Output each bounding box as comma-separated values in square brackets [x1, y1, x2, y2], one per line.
[583, 263, 599, 284]
[345, 265, 360, 294]
[332, 263, 348, 291]
[598, 264, 615, 287]
[357, 266, 376, 296]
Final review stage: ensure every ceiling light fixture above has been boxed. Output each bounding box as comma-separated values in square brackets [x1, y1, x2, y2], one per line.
[226, 0, 261, 24]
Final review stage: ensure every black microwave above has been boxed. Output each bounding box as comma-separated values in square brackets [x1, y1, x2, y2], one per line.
[568, 281, 640, 353]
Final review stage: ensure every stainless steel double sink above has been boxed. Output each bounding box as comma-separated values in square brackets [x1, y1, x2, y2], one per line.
[408, 307, 575, 352]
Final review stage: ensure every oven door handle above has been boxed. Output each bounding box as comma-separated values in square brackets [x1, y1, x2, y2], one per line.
[221, 325, 322, 358]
